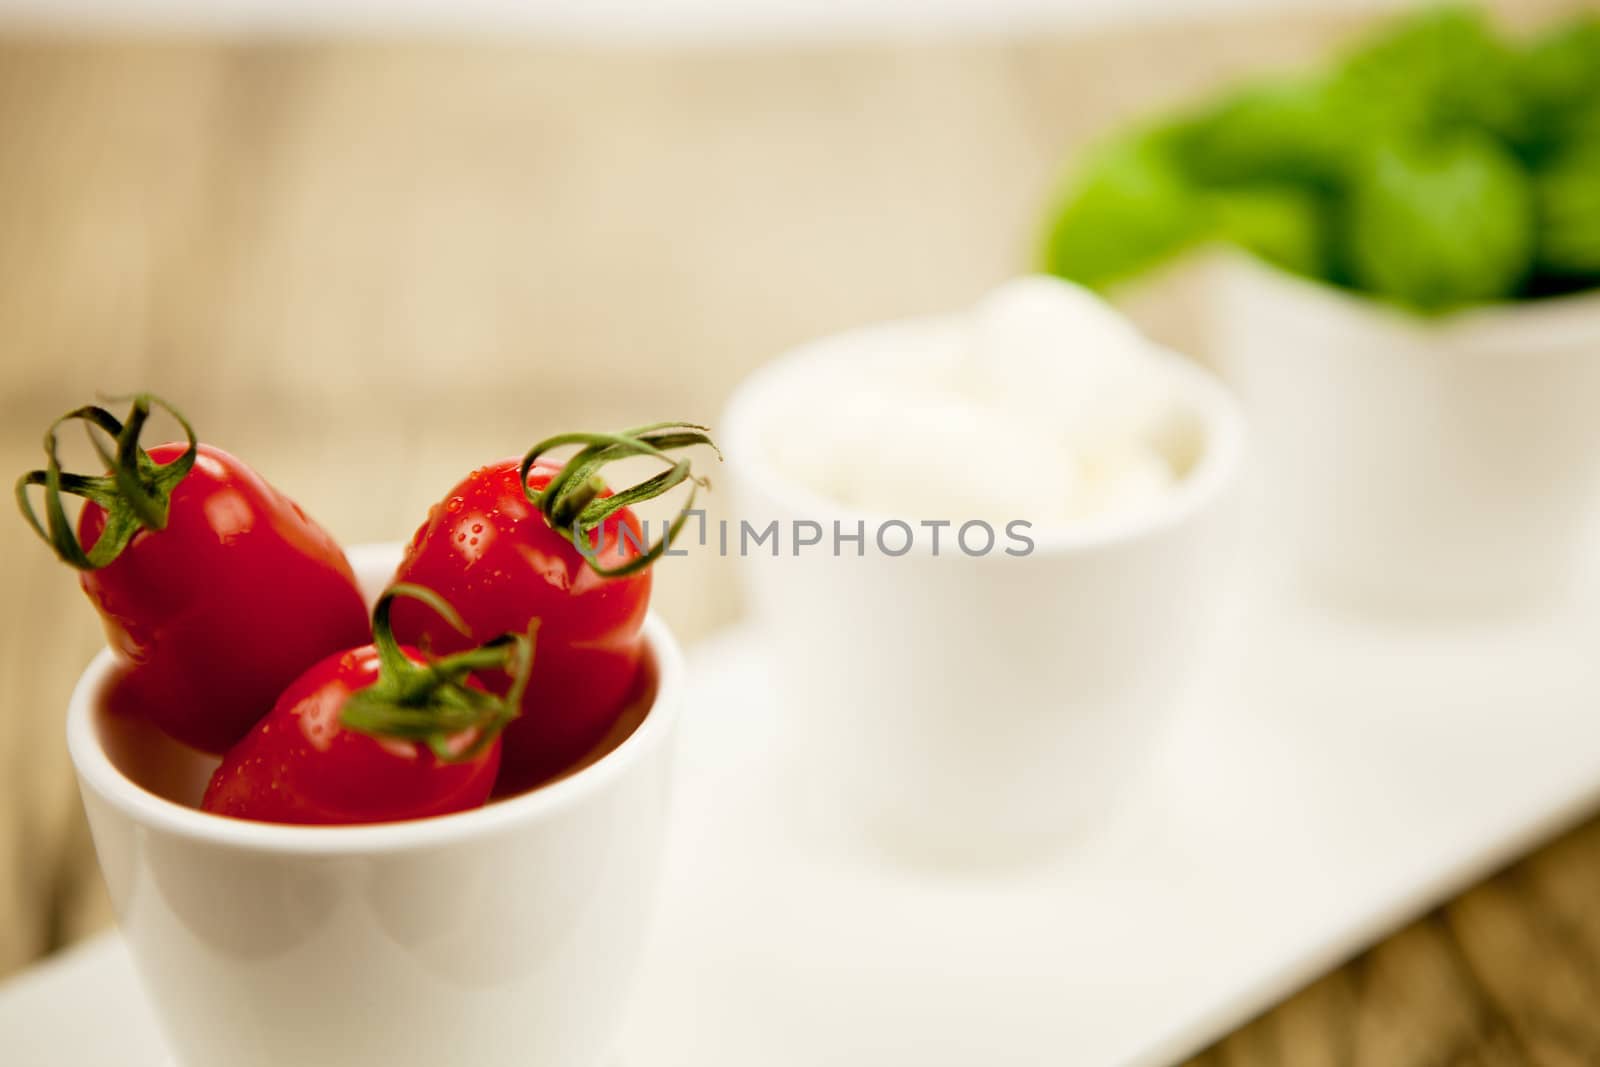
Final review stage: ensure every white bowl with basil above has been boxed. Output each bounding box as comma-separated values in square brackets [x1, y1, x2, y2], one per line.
[1043, 9, 1600, 612]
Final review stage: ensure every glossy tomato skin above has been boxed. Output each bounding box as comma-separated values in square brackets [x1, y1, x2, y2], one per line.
[78, 443, 371, 755]
[389, 460, 650, 795]
[202, 645, 502, 825]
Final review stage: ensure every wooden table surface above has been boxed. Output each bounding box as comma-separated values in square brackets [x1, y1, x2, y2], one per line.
[4, 6, 1600, 1062]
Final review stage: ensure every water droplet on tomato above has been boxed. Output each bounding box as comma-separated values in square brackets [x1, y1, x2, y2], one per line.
[472, 523, 483, 534]
[445, 496, 465, 514]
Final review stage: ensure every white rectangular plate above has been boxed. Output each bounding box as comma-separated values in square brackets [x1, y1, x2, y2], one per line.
[6, 573, 1600, 1066]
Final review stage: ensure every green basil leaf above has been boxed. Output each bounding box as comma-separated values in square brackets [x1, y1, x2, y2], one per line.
[1344, 132, 1534, 311]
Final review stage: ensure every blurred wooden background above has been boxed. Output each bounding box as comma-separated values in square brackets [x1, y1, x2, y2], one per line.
[5, 2, 1600, 1062]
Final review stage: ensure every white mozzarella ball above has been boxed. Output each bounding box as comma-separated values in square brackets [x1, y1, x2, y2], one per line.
[966, 274, 1173, 447]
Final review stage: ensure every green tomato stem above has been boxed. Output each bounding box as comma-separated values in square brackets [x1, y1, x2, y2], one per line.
[14, 394, 198, 571]
[520, 422, 721, 579]
[341, 584, 537, 762]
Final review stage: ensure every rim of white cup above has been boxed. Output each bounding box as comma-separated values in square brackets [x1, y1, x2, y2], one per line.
[1213, 248, 1600, 352]
[721, 314, 1246, 555]
[67, 610, 684, 855]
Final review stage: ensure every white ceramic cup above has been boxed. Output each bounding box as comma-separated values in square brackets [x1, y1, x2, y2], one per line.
[67, 543, 683, 1067]
[722, 318, 1245, 865]
[1209, 252, 1600, 614]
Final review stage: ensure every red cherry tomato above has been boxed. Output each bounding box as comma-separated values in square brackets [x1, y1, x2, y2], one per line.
[389, 424, 716, 794]
[203, 585, 533, 826]
[201, 645, 501, 825]
[389, 460, 650, 793]
[17, 397, 370, 754]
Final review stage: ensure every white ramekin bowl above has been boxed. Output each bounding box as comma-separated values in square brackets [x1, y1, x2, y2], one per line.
[1210, 252, 1600, 615]
[67, 543, 683, 1067]
[722, 316, 1246, 865]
